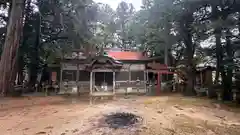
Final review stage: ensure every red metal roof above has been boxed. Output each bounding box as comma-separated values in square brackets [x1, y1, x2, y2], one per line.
[107, 51, 147, 60]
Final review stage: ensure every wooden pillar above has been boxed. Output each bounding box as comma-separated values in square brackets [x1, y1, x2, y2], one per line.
[127, 65, 131, 95]
[93, 72, 95, 89]
[90, 71, 93, 95]
[60, 67, 63, 94]
[146, 70, 149, 82]
[89, 71, 94, 105]
[157, 72, 161, 95]
[76, 64, 80, 95]
[45, 85, 48, 96]
[200, 71, 203, 86]
[144, 70, 147, 93]
[128, 66, 131, 83]
[146, 70, 149, 93]
[113, 71, 116, 95]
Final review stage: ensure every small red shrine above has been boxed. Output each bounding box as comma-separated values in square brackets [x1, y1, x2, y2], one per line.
[146, 62, 174, 95]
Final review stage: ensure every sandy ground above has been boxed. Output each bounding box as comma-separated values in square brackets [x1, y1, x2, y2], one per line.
[1, 94, 240, 135]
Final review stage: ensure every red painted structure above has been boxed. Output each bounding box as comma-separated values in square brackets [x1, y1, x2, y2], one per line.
[147, 63, 174, 95]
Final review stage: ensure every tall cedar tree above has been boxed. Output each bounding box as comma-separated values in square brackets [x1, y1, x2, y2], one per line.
[0, 0, 25, 96]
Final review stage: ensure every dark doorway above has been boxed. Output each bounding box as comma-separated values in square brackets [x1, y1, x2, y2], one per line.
[95, 72, 113, 86]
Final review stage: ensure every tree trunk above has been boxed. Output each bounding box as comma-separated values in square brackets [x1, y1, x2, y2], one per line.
[9, 60, 18, 90]
[214, 27, 228, 100]
[28, 12, 41, 87]
[0, 0, 25, 96]
[121, 20, 126, 50]
[184, 51, 196, 96]
[181, 15, 196, 96]
[222, 29, 234, 100]
[236, 14, 240, 90]
[214, 27, 222, 85]
[214, 27, 233, 101]
[6, 1, 12, 27]
[17, 0, 31, 85]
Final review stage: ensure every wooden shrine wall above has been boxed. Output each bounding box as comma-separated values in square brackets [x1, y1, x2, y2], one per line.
[60, 63, 90, 92]
[115, 64, 146, 89]
[59, 62, 147, 93]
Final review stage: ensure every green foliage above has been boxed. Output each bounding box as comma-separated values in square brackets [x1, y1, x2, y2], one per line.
[1, 0, 240, 91]
[92, 3, 117, 50]
[115, 1, 135, 49]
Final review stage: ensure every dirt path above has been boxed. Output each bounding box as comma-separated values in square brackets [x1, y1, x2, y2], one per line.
[1, 94, 240, 135]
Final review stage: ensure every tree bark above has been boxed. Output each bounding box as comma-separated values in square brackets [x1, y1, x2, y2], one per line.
[28, 12, 41, 87]
[17, 0, 31, 85]
[181, 14, 196, 96]
[121, 20, 126, 50]
[0, 0, 25, 96]
[214, 27, 222, 85]
[214, 27, 233, 101]
[236, 14, 240, 90]
[222, 29, 234, 100]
